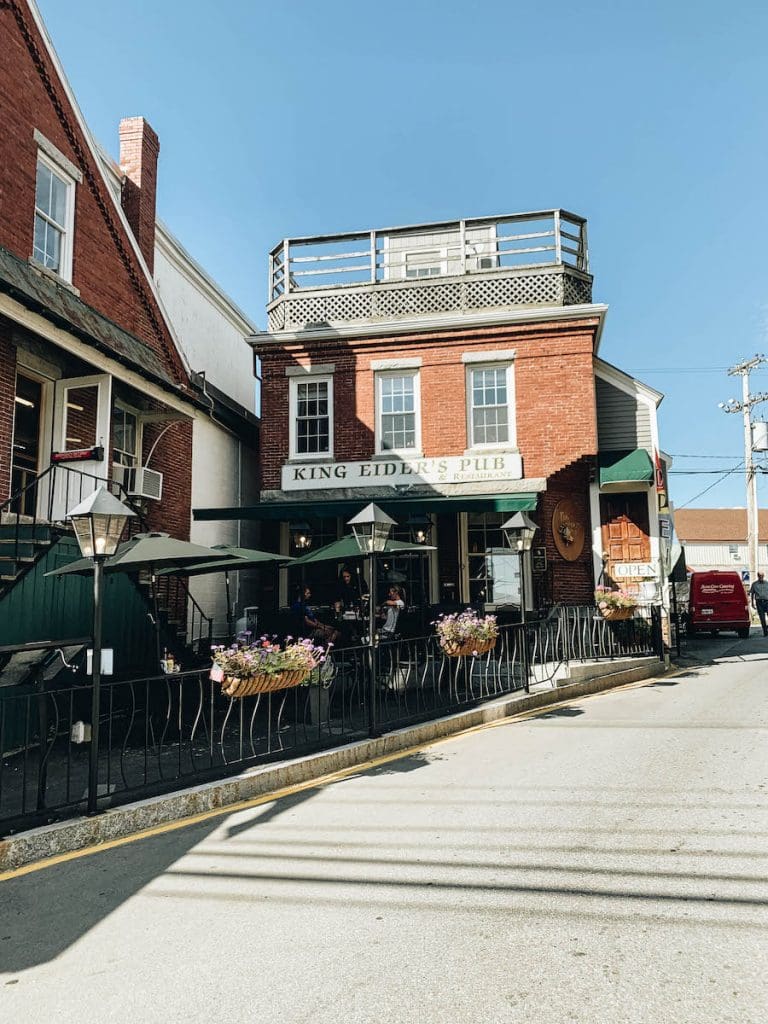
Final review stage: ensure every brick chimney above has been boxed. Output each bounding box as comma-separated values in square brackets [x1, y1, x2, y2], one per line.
[119, 117, 159, 273]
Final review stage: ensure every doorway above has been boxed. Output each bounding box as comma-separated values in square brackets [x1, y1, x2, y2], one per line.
[10, 373, 43, 515]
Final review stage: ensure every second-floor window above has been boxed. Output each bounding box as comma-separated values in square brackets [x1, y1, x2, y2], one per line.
[377, 371, 420, 453]
[113, 405, 139, 468]
[290, 376, 333, 458]
[33, 154, 76, 281]
[468, 364, 514, 448]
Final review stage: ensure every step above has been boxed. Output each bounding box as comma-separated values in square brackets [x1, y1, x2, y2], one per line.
[0, 523, 55, 543]
[0, 542, 37, 560]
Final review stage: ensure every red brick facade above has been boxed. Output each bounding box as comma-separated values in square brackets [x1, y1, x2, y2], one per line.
[0, 1, 192, 538]
[0, 1, 186, 385]
[258, 315, 601, 605]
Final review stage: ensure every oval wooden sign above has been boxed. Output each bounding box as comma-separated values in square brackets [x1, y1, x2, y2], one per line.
[552, 498, 586, 561]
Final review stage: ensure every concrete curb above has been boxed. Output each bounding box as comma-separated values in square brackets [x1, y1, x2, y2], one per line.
[0, 656, 666, 872]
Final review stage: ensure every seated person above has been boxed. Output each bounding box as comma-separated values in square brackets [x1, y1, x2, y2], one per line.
[379, 585, 405, 639]
[291, 585, 339, 644]
[334, 566, 367, 616]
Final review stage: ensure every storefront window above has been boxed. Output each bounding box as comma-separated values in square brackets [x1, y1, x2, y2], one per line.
[467, 512, 518, 606]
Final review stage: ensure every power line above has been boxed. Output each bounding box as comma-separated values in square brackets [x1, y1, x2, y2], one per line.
[677, 463, 745, 509]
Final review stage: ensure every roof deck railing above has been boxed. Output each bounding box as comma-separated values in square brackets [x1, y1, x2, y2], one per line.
[265, 209, 591, 332]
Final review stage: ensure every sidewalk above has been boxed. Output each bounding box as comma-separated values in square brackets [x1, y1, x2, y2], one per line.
[0, 655, 666, 872]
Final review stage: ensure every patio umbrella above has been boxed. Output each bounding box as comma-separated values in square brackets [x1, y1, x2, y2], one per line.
[46, 533, 241, 665]
[288, 535, 434, 567]
[157, 544, 291, 637]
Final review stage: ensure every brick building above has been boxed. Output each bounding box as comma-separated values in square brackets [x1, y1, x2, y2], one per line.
[0, 0, 257, 663]
[197, 211, 670, 617]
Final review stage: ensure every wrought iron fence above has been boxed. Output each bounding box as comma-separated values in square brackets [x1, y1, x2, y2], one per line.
[0, 610, 661, 835]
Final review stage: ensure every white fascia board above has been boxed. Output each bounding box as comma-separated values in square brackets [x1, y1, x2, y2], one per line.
[25, 0, 193, 380]
[0, 291, 193, 418]
[154, 222, 259, 336]
[595, 357, 664, 406]
[250, 302, 610, 348]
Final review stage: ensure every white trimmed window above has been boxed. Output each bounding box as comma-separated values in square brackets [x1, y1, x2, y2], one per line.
[467, 363, 515, 449]
[33, 152, 76, 281]
[289, 376, 333, 459]
[376, 370, 420, 454]
[405, 250, 442, 278]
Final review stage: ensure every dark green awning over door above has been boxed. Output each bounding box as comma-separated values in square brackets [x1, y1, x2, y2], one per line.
[598, 448, 654, 486]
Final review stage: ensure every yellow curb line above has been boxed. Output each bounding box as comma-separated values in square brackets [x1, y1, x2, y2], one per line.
[0, 667, 667, 882]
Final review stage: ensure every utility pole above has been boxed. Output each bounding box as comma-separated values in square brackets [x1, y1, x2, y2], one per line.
[720, 355, 768, 584]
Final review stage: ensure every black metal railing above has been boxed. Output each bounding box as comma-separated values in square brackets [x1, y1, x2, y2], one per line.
[0, 609, 662, 835]
[555, 604, 661, 663]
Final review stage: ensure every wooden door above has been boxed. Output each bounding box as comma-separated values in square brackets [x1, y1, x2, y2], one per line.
[600, 494, 651, 584]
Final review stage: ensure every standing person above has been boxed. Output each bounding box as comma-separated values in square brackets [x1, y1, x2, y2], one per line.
[749, 572, 768, 636]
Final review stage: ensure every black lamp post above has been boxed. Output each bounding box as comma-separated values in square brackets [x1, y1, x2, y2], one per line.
[348, 502, 395, 737]
[68, 487, 135, 815]
[502, 512, 538, 693]
[407, 513, 433, 632]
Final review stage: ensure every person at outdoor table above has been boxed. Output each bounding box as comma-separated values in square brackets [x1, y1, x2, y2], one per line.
[334, 566, 367, 612]
[749, 572, 768, 636]
[291, 585, 339, 644]
[379, 585, 405, 639]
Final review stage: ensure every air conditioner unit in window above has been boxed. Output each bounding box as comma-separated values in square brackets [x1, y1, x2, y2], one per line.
[111, 463, 128, 496]
[125, 466, 163, 501]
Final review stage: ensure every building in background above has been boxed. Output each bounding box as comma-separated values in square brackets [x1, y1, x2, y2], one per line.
[675, 508, 767, 579]
[0, 0, 258, 669]
[196, 210, 671, 617]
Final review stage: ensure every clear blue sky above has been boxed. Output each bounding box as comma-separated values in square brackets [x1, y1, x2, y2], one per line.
[36, 0, 768, 510]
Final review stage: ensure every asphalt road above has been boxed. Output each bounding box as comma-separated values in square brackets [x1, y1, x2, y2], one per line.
[2, 633, 767, 1024]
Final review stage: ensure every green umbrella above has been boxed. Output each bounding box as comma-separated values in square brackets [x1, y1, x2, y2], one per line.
[46, 533, 242, 666]
[157, 544, 291, 637]
[288, 535, 433, 567]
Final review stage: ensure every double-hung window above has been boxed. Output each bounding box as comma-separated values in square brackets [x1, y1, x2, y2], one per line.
[376, 371, 420, 454]
[290, 375, 333, 458]
[466, 361, 515, 450]
[33, 151, 76, 282]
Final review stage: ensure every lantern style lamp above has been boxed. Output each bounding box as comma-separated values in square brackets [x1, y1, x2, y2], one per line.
[67, 487, 135, 814]
[290, 520, 313, 552]
[407, 513, 432, 546]
[349, 502, 395, 554]
[502, 511, 538, 694]
[348, 503, 395, 737]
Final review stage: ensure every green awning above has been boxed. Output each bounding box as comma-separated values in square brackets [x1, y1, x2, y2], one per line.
[598, 448, 654, 486]
[194, 493, 539, 522]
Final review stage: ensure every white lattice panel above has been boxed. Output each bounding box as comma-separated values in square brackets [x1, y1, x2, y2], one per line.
[465, 274, 561, 309]
[563, 275, 593, 305]
[268, 305, 285, 331]
[285, 290, 372, 328]
[374, 283, 462, 318]
[270, 267, 594, 331]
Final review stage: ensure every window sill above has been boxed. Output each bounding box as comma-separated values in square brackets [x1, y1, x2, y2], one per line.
[463, 446, 519, 456]
[28, 258, 80, 296]
[372, 451, 424, 460]
[285, 455, 334, 464]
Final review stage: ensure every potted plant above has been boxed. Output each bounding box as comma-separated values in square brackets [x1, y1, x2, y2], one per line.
[211, 636, 329, 698]
[594, 586, 637, 621]
[434, 609, 499, 658]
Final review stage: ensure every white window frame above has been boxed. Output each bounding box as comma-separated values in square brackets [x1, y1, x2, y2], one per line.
[112, 401, 143, 469]
[32, 150, 77, 283]
[375, 369, 421, 456]
[465, 360, 516, 452]
[289, 374, 334, 461]
[404, 248, 444, 279]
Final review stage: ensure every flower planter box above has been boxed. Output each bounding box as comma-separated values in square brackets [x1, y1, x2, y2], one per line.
[441, 637, 497, 658]
[219, 668, 310, 698]
[598, 606, 635, 622]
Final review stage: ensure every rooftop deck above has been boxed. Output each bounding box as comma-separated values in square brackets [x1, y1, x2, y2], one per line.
[265, 209, 592, 333]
